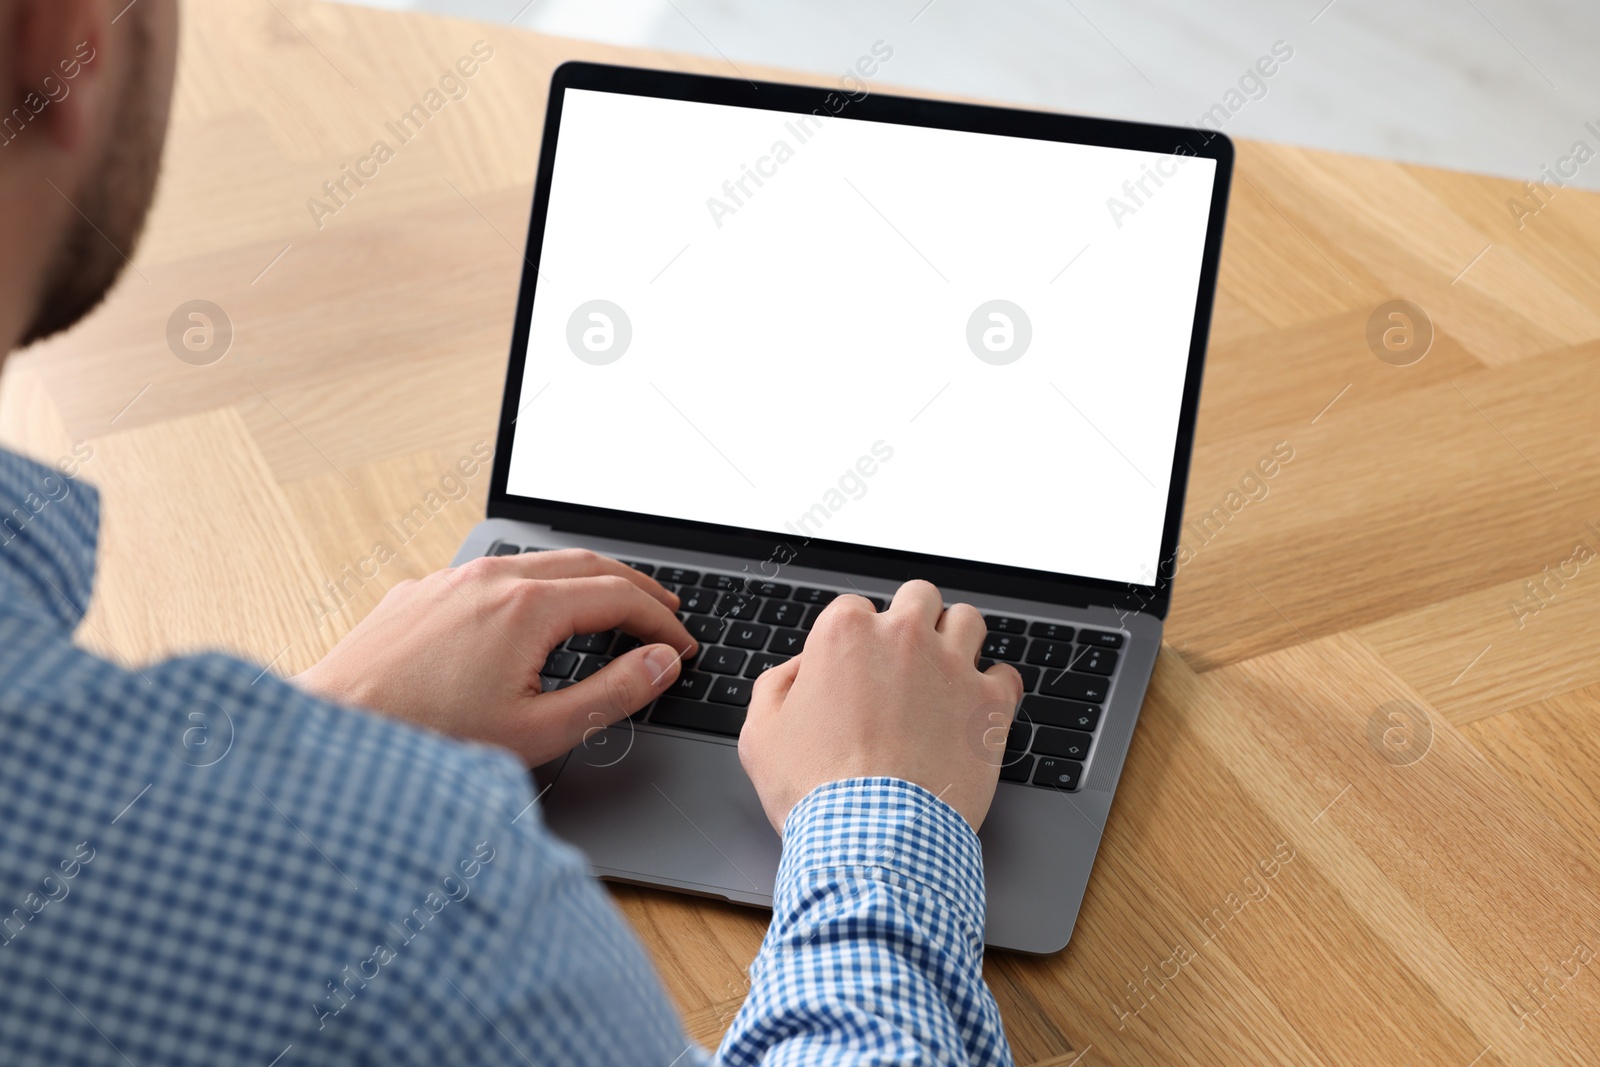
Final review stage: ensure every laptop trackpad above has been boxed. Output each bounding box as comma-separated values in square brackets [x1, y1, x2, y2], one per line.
[539, 727, 781, 902]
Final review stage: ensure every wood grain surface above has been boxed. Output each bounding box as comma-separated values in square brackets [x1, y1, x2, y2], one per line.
[3, 2, 1598, 1063]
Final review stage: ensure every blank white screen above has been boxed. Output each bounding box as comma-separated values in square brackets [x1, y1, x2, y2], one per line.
[506, 88, 1216, 586]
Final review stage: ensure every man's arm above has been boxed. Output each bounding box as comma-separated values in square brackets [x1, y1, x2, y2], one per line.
[720, 778, 1011, 1066]
[303, 560, 1019, 1066]
[721, 581, 1020, 1065]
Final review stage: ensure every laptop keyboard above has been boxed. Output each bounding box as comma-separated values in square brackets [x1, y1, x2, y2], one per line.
[486, 542, 1125, 791]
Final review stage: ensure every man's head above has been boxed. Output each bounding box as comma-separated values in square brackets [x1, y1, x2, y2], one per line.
[0, 0, 179, 354]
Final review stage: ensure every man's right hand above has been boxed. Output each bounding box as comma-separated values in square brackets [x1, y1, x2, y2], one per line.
[738, 579, 1025, 833]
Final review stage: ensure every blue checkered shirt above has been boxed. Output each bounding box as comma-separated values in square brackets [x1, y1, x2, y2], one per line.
[0, 446, 1011, 1066]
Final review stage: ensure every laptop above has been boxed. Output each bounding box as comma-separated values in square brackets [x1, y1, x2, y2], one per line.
[452, 61, 1232, 954]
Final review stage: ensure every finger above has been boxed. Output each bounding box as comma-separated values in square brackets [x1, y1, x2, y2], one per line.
[983, 661, 1026, 708]
[887, 579, 944, 629]
[537, 576, 696, 654]
[532, 643, 683, 748]
[748, 653, 802, 718]
[486, 548, 678, 609]
[813, 591, 878, 630]
[936, 601, 988, 652]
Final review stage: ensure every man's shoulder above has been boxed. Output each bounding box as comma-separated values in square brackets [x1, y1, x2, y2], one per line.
[0, 628, 550, 900]
[0, 628, 578, 1065]
[0, 627, 534, 830]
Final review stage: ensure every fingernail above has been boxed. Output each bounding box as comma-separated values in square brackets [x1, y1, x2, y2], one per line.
[644, 644, 680, 684]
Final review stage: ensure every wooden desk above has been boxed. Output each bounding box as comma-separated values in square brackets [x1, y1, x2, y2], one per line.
[4, 1, 1599, 1063]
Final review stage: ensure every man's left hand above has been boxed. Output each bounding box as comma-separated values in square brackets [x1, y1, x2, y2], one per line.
[294, 549, 696, 766]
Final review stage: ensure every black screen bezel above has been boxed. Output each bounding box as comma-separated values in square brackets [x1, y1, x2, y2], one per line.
[487, 61, 1233, 618]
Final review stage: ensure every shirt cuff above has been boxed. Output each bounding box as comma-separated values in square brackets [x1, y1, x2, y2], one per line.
[778, 777, 987, 943]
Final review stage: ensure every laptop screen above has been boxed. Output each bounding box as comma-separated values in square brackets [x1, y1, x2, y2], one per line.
[503, 86, 1219, 588]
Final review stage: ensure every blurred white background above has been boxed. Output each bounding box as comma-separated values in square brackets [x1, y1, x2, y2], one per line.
[337, 0, 1600, 190]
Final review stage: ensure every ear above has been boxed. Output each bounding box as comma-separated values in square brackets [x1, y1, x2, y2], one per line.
[8, 0, 104, 153]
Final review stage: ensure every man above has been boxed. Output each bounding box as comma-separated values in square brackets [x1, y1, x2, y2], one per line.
[0, 2, 1023, 1064]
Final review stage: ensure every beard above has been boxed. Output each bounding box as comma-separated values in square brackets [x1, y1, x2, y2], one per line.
[20, 13, 166, 348]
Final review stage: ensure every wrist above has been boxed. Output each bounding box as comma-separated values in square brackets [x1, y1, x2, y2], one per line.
[292, 661, 359, 707]
[778, 777, 987, 939]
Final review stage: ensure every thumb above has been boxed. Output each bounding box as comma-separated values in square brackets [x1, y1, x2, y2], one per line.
[748, 652, 801, 719]
[982, 661, 1025, 708]
[536, 643, 684, 742]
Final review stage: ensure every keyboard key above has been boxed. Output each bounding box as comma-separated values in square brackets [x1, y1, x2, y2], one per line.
[684, 615, 726, 644]
[1071, 647, 1119, 676]
[543, 678, 574, 691]
[1027, 621, 1075, 642]
[650, 696, 744, 736]
[612, 635, 642, 656]
[701, 647, 748, 675]
[863, 595, 888, 611]
[1033, 758, 1083, 790]
[984, 615, 1027, 634]
[716, 592, 763, 621]
[1032, 727, 1093, 761]
[656, 567, 700, 585]
[574, 655, 610, 681]
[668, 671, 714, 700]
[999, 755, 1034, 783]
[979, 659, 1040, 691]
[490, 542, 522, 556]
[769, 628, 808, 655]
[1077, 628, 1125, 649]
[725, 623, 771, 650]
[744, 652, 790, 679]
[1021, 696, 1101, 732]
[801, 604, 828, 631]
[1024, 639, 1074, 668]
[622, 561, 654, 576]
[702, 573, 742, 591]
[1005, 721, 1031, 753]
[793, 587, 838, 605]
[568, 632, 614, 654]
[708, 677, 754, 706]
[981, 634, 1026, 662]
[541, 650, 579, 678]
[758, 600, 807, 627]
[1041, 670, 1108, 704]
[746, 581, 792, 598]
[522, 546, 545, 554]
[678, 587, 720, 613]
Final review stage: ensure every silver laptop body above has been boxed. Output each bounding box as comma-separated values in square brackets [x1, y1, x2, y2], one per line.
[454, 62, 1233, 953]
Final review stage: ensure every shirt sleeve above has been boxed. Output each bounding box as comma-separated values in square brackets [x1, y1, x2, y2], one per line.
[360, 768, 1008, 1067]
[715, 777, 1014, 1067]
